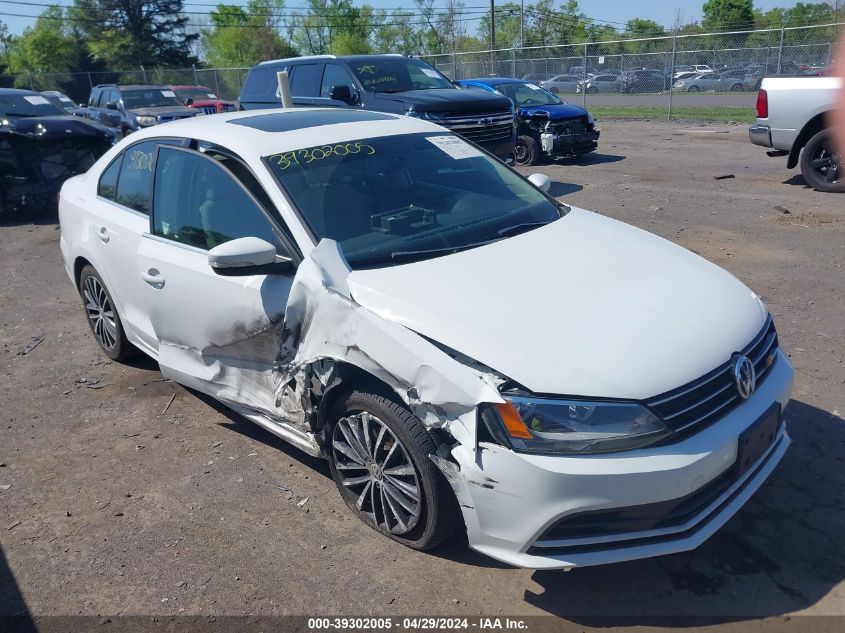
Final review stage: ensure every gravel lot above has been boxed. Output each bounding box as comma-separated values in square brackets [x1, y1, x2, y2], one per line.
[1, 120, 843, 626]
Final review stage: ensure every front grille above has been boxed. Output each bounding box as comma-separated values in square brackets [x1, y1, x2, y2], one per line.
[438, 110, 514, 144]
[157, 113, 195, 123]
[200, 105, 217, 115]
[551, 117, 588, 135]
[645, 317, 779, 435]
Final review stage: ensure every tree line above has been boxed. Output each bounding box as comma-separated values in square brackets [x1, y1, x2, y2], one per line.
[0, 0, 840, 79]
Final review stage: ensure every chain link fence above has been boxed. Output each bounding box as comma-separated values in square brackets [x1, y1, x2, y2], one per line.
[0, 67, 250, 106]
[424, 22, 842, 123]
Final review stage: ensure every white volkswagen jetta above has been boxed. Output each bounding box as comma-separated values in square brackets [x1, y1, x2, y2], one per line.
[59, 108, 793, 570]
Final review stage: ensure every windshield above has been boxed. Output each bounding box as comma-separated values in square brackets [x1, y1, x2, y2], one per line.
[43, 95, 76, 113]
[494, 82, 561, 107]
[264, 133, 563, 268]
[0, 94, 65, 118]
[174, 87, 218, 101]
[121, 89, 182, 109]
[349, 59, 453, 93]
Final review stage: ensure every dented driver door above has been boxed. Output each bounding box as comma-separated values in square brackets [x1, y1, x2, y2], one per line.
[136, 146, 295, 414]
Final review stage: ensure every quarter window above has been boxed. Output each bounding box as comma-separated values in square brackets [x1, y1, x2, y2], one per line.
[97, 156, 121, 200]
[115, 141, 158, 214]
[152, 147, 279, 251]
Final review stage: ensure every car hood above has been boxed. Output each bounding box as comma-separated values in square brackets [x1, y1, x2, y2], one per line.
[128, 106, 197, 117]
[188, 99, 235, 107]
[347, 208, 767, 400]
[380, 88, 511, 113]
[0, 115, 114, 140]
[519, 102, 588, 120]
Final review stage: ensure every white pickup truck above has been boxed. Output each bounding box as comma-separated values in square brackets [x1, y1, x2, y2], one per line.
[749, 76, 842, 192]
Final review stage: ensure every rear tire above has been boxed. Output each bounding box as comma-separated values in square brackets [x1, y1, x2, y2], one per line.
[78, 265, 137, 361]
[687, 85, 700, 92]
[327, 389, 460, 551]
[513, 135, 540, 166]
[799, 129, 844, 193]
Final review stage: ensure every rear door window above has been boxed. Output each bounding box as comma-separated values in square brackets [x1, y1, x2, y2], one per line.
[290, 63, 322, 97]
[115, 141, 158, 214]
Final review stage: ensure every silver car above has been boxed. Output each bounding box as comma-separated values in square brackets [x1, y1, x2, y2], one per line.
[540, 74, 580, 94]
[673, 72, 744, 92]
[577, 74, 621, 94]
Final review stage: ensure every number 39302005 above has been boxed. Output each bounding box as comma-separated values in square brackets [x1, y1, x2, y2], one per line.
[269, 142, 375, 170]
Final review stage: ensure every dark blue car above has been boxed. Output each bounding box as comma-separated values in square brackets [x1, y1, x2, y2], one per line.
[457, 77, 599, 166]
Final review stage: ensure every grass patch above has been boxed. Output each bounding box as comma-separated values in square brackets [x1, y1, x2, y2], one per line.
[589, 105, 755, 124]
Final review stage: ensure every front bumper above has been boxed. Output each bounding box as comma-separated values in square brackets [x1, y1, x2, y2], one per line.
[542, 129, 600, 159]
[443, 349, 793, 570]
[749, 124, 772, 148]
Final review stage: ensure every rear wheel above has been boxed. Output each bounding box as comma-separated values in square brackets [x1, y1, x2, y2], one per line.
[799, 129, 843, 193]
[513, 135, 540, 166]
[687, 85, 701, 92]
[327, 390, 459, 550]
[78, 265, 137, 361]
[586, 86, 598, 94]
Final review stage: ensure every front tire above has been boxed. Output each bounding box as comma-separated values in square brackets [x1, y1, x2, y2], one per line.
[513, 135, 540, 166]
[79, 265, 137, 361]
[327, 389, 459, 551]
[799, 129, 844, 193]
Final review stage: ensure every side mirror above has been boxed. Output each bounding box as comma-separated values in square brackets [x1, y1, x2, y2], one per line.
[106, 101, 118, 111]
[208, 237, 292, 276]
[329, 85, 356, 104]
[528, 173, 551, 193]
[185, 98, 194, 106]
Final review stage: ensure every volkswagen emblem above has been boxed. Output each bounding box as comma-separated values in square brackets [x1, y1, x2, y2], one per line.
[732, 355, 756, 399]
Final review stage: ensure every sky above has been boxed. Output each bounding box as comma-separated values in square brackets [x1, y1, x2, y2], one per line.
[0, 0, 817, 36]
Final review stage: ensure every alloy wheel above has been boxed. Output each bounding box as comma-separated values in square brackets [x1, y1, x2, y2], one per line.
[331, 411, 422, 535]
[513, 140, 529, 165]
[810, 142, 841, 185]
[83, 275, 117, 351]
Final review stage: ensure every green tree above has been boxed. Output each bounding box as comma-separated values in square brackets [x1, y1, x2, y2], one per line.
[624, 18, 665, 38]
[6, 7, 87, 75]
[0, 21, 12, 76]
[701, 0, 755, 32]
[70, 0, 198, 68]
[202, 0, 297, 66]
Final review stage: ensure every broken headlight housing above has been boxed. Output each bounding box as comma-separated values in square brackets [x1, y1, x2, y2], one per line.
[481, 396, 671, 455]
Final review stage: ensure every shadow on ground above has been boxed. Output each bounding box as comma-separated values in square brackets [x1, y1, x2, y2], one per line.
[566, 153, 626, 166]
[782, 174, 811, 188]
[0, 546, 36, 631]
[548, 181, 583, 197]
[523, 399, 845, 623]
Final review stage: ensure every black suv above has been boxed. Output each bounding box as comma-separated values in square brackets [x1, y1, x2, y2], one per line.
[620, 70, 669, 93]
[81, 84, 198, 137]
[239, 55, 516, 159]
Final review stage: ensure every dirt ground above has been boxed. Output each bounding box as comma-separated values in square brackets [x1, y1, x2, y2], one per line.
[1, 120, 843, 626]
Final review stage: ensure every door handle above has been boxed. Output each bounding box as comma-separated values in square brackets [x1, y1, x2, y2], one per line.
[141, 268, 165, 288]
[96, 226, 110, 243]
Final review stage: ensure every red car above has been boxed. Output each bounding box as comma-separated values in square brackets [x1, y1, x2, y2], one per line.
[170, 85, 237, 114]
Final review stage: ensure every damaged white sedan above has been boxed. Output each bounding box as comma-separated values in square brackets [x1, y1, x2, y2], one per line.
[59, 108, 793, 570]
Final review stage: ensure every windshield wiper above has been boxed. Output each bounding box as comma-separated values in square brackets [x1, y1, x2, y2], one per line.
[497, 221, 549, 237]
[353, 240, 497, 267]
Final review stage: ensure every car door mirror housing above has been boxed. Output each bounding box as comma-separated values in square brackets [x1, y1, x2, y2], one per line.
[329, 85, 356, 104]
[528, 173, 551, 192]
[208, 237, 292, 276]
[106, 101, 119, 111]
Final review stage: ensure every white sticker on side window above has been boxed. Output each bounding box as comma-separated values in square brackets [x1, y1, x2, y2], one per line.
[421, 67, 441, 79]
[24, 95, 50, 105]
[426, 135, 484, 160]
[161, 90, 176, 98]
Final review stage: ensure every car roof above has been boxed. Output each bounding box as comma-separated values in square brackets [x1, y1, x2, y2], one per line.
[122, 108, 443, 157]
[0, 87, 40, 96]
[170, 85, 212, 90]
[257, 53, 407, 66]
[459, 77, 528, 86]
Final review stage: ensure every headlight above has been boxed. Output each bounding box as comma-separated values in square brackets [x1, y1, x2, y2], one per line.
[135, 116, 157, 127]
[405, 110, 444, 122]
[481, 396, 671, 455]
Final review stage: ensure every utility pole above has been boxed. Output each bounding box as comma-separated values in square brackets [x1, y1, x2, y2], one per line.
[520, 0, 524, 46]
[490, 0, 496, 73]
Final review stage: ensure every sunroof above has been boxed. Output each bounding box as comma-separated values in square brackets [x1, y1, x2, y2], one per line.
[229, 110, 396, 132]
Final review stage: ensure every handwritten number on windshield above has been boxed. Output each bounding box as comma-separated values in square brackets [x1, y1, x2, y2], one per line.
[270, 142, 375, 170]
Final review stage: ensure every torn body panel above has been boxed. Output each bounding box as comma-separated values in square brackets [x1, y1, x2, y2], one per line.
[1, 117, 114, 218]
[141, 236, 502, 459]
